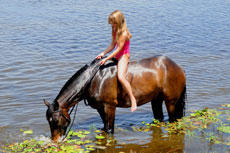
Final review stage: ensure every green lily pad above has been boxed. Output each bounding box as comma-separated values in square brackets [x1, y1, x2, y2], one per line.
[23, 130, 33, 134]
[217, 126, 230, 134]
[95, 134, 105, 140]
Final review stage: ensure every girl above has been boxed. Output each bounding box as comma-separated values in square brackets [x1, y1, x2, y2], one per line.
[96, 10, 137, 112]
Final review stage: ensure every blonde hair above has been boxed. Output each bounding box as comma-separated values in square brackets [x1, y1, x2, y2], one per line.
[108, 10, 132, 42]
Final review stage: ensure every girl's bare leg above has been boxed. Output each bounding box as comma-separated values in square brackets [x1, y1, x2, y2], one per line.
[117, 54, 137, 112]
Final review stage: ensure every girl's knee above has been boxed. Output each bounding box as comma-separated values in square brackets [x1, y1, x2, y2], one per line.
[118, 73, 128, 83]
[117, 74, 124, 82]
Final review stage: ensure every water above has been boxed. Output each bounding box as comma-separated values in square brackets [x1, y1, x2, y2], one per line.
[0, 0, 230, 152]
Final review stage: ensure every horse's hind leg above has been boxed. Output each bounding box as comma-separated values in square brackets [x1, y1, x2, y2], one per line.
[151, 93, 164, 122]
[164, 99, 177, 122]
[164, 86, 186, 122]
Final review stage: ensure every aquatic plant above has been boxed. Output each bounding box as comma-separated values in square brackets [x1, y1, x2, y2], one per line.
[1, 129, 97, 153]
[135, 106, 230, 147]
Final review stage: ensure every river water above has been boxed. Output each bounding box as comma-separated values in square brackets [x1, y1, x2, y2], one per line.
[0, 0, 230, 152]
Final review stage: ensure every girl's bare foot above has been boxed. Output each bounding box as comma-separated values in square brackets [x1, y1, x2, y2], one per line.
[131, 98, 137, 112]
[131, 105, 137, 112]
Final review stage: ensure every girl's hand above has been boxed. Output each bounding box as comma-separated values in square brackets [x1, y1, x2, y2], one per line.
[96, 52, 105, 59]
[100, 58, 107, 66]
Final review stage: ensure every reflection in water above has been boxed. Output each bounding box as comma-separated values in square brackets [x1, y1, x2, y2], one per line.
[92, 127, 185, 153]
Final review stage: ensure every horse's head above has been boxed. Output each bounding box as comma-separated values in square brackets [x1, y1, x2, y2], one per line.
[44, 99, 70, 142]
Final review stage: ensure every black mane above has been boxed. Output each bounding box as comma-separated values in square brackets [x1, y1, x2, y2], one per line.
[54, 58, 102, 105]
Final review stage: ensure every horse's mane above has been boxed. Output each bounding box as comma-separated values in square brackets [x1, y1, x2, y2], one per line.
[54, 58, 102, 105]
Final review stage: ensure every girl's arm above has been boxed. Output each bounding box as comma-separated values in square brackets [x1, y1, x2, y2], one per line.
[103, 40, 116, 55]
[100, 32, 127, 65]
[96, 37, 116, 59]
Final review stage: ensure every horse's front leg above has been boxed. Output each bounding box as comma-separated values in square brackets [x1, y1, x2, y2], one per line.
[97, 108, 107, 131]
[104, 104, 116, 133]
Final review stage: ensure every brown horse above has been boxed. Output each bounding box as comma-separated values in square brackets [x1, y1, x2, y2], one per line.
[44, 56, 186, 141]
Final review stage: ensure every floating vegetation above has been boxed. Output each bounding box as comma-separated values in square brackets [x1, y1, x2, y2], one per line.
[1, 129, 100, 153]
[134, 105, 230, 147]
[1, 105, 230, 152]
[1, 128, 118, 153]
[22, 130, 33, 135]
[217, 126, 230, 134]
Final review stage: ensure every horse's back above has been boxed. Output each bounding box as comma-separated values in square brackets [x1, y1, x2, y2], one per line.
[88, 56, 186, 108]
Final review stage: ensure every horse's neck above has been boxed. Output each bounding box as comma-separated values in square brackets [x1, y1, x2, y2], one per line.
[55, 59, 102, 107]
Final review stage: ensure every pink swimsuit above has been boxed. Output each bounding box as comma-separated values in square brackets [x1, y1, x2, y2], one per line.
[114, 32, 130, 60]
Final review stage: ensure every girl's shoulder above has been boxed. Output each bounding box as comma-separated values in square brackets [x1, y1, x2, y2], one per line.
[121, 31, 129, 39]
[122, 30, 128, 36]
[122, 30, 132, 40]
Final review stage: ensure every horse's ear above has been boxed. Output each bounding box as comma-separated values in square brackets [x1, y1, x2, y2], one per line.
[43, 99, 50, 107]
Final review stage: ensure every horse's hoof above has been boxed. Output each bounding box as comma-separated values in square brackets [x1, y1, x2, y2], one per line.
[107, 129, 114, 134]
[101, 128, 106, 131]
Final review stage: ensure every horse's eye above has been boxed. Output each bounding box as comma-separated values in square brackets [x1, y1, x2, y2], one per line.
[53, 113, 59, 121]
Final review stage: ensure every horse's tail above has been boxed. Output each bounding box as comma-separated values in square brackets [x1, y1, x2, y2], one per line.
[175, 85, 187, 119]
